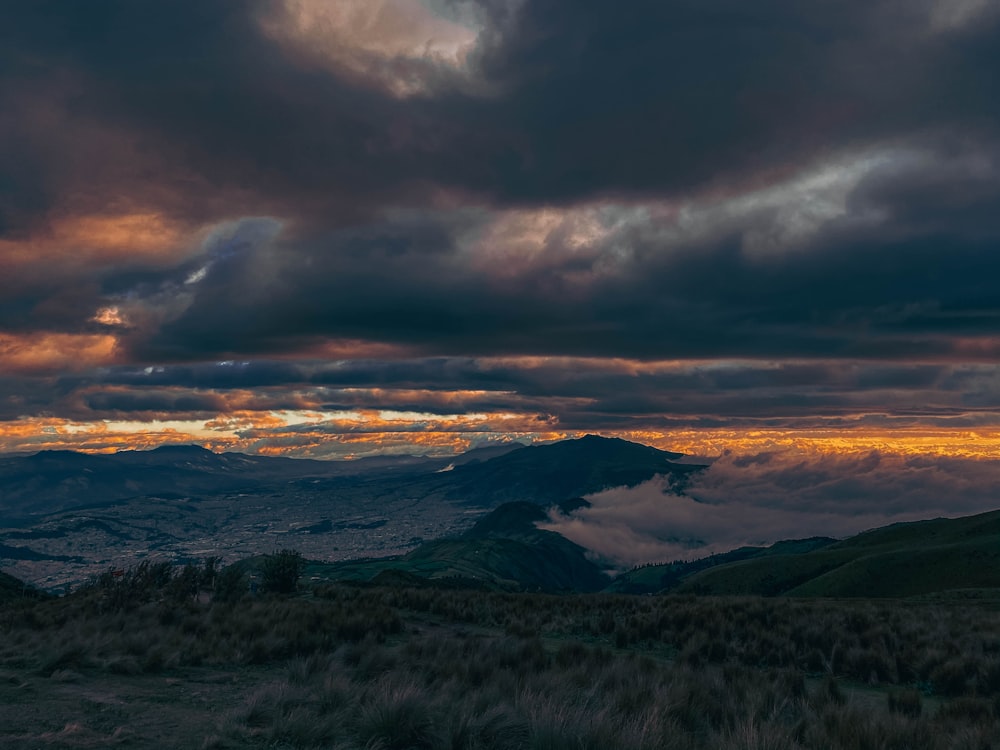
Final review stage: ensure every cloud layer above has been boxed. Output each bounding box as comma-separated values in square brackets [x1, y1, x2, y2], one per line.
[1, 1, 1000, 458]
[543, 450, 1000, 567]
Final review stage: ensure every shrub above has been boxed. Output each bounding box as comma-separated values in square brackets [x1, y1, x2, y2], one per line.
[166, 563, 200, 603]
[214, 565, 246, 603]
[259, 549, 305, 595]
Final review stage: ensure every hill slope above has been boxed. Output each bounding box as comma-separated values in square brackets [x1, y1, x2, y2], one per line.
[608, 537, 837, 595]
[675, 509, 1000, 597]
[0, 570, 46, 601]
[310, 500, 611, 592]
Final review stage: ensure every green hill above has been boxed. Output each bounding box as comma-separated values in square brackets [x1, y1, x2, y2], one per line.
[675, 509, 1000, 597]
[309, 500, 610, 592]
[607, 537, 836, 595]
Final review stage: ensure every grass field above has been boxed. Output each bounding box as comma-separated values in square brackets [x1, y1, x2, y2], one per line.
[2, 569, 1000, 749]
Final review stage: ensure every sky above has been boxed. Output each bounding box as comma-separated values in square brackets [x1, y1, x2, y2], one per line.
[3, 0, 1000, 467]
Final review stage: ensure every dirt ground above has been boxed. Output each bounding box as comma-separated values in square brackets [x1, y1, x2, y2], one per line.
[0, 665, 268, 748]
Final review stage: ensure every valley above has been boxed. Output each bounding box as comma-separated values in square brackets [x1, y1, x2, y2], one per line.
[0, 436, 697, 591]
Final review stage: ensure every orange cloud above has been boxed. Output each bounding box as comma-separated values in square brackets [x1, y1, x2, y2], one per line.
[0, 211, 200, 271]
[203, 410, 297, 433]
[0, 332, 120, 374]
[4, 407, 1000, 463]
[617, 428, 1000, 461]
[292, 339, 418, 360]
[0, 406, 568, 459]
[0, 418, 221, 455]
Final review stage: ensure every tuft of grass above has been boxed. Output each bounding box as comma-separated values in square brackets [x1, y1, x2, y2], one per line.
[356, 679, 437, 750]
[887, 687, 923, 717]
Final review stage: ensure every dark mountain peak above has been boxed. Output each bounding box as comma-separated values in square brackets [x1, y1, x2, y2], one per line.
[113, 444, 224, 467]
[472, 434, 687, 468]
[434, 435, 699, 507]
[520, 434, 684, 461]
[145, 444, 216, 456]
[577, 433, 628, 445]
[26, 449, 93, 462]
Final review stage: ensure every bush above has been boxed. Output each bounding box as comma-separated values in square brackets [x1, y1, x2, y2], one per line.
[259, 550, 305, 595]
[214, 565, 247, 603]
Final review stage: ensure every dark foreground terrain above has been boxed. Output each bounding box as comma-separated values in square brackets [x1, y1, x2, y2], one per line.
[2, 569, 1000, 749]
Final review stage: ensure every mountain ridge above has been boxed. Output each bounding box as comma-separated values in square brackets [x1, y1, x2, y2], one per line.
[0, 436, 699, 589]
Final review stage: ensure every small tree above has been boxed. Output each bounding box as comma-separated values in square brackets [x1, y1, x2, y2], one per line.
[214, 564, 247, 603]
[201, 556, 221, 591]
[166, 563, 200, 603]
[259, 549, 305, 595]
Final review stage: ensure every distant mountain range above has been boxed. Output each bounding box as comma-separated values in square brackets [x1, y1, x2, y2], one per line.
[4, 436, 998, 599]
[0, 444, 457, 520]
[0, 435, 699, 590]
[0, 435, 696, 521]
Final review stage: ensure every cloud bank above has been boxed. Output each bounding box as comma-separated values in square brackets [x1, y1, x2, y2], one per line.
[542, 451, 1000, 567]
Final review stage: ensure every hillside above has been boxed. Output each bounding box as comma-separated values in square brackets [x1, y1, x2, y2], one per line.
[608, 536, 837, 595]
[675, 509, 1000, 597]
[309, 500, 611, 592]
[0, 569, 45, 601]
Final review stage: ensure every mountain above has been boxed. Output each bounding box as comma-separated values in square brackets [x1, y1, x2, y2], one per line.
[673, 509, 1000, 597]
[309, 499, 611, 593]
[374, 435, 701, 508]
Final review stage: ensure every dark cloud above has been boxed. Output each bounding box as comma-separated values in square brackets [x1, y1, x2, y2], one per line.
[543, 451, 1000, 567]
[3, 0, 998, 228]
[127, 143, 1000, 363]
[2, 1, 1000, 449]
[2, 357, 997, 435]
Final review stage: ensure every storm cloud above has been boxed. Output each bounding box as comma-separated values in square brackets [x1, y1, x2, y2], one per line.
[1, 1, 1000, 460]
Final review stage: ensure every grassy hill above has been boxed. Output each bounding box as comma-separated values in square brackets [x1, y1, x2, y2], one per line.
[309, 500, 611, 592]
[675, 509, 1000, 597]
[0, 569, 46, 601]
[608, 536, 837, 595]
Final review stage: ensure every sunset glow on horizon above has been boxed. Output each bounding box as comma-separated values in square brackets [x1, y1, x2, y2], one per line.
[3, 1, 1000, 488]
